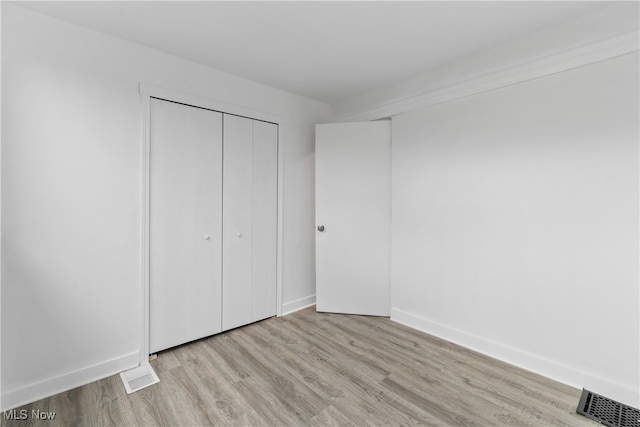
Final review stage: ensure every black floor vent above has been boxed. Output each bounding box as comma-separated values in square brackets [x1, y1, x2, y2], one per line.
[577, 389, 640, 427]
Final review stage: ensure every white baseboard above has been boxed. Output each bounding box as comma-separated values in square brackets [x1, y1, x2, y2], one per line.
[391, 308, 639, 408]
[282, 294, 316, 316]
[1, 351, 139, 411]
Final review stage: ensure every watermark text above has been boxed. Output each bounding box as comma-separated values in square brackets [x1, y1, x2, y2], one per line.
[3, 409, 57, 421]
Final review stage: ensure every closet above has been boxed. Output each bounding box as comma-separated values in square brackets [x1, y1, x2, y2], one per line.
[149, 98, 278, 354]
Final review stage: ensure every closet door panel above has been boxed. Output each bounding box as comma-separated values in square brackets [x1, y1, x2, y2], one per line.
[252, 121, 278, 321]
[149, 98, 223, 353]
[222, 114, 253, 330]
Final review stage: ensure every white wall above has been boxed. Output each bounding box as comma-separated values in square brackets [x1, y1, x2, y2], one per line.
[391, 52, 639, 407]
[1, 3, 331, 409]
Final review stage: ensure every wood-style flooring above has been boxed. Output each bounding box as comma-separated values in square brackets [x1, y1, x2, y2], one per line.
[2, 307, 594, 426]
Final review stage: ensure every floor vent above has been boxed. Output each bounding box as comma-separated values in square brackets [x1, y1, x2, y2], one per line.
[120, 364, 160, 394]
[577, 389, 640, 427]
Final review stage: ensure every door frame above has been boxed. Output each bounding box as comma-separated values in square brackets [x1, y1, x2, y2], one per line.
[139, 83, 285, 363]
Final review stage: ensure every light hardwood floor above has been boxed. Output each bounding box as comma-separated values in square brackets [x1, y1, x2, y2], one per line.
[2, 307, 594, 426]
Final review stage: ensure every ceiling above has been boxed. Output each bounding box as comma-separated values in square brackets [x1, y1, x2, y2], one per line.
[14, 1, 609, 105]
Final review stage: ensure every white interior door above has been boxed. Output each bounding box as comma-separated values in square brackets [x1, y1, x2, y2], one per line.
[223, 115, 278, 330]
[222, 114, 253, 330]
[315, 121, 391, 316]
[251, 120, 278, 322]
[149, 98, 223, 353]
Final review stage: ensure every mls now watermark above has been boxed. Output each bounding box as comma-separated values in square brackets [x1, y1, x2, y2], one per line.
[4, 409, 57, 421]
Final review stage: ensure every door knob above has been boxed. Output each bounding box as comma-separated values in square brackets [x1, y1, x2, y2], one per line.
[317, 225, 325, 232]
[204, 234, 210, 240]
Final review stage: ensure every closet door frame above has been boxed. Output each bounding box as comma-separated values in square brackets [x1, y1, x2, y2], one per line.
[139, 83, 284, 364]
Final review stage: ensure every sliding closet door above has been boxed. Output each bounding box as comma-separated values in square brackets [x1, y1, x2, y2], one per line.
[223, 115, 278, 331]
[149, 98, 223, 353]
